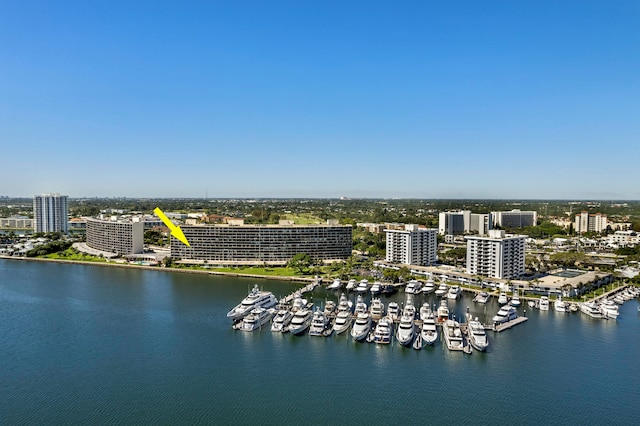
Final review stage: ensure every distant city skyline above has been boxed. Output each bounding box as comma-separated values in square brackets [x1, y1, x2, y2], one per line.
[2, 1, 639, 199]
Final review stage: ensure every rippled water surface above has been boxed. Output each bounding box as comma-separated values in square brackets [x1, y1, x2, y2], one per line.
[1, 259, 639, 424]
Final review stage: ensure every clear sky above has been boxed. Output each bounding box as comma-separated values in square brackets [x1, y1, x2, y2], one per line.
[1, 1, 638, 199]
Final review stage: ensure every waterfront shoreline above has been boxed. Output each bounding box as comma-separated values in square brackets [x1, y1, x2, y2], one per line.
[0, 255, 316, 284]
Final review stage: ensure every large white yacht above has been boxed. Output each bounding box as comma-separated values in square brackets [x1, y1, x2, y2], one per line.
[436, 299, 450, 323]
[373, 316, 393, 344]
[370, 297, 385, 320]
[580, 301, 603, 319]
[270, 308, 294, 332]
[554, 296, 566, 312]
[227, 284, 278, 321]
[473, 292, 490, 304]
[395, 307, 416, 347]
[599, 299, 619, 319]
[447, 285, 462, 300]
[354, 294, 368, 315]
[497, 292, 509, 305]
[332, 310, 353, 334]
[405, 280, 422, 294]
[467, 318, 489, 351]
[435, 283, 449, 297]
[539, 296, 550, 311]
[511, 290, 521, 307]
[421, 311, 438, 345]
[419, 302, 431, 321]
[443, 319, 464, 351]
[337, 293, 352, 313]
[387, 302, 400, 321]
[289, 307, 313, 335]
[308, 309, 330, 336]
[350, 312, 372, 341]
[422, 279, 435, 294]
[345, 279, 357, 291]
[327, 279, 342, 290]
[236, 307, 274, 332]
[355, 280, 369, 293]
[369, 281, 382, 295]
[492, 305, 517, 324]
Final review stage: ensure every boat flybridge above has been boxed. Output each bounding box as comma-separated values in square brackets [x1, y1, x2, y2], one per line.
[227, 284, 278, 321]
[447, 285, 461, 300]
[370, 297, 385, 320]
[289, 307, 313, 335]
[467, 318, 489, 351]
[396, 305, 416, 347]
[373, 317, 393, 344]
[492, 305, 517, 324]
[271, 308, 294, 332]
[436, 300, 449, 323]
[443, 319, 463, 351]
[236, 307, 275, 332]
[539, 296, 550, 311]
[421, 311, 438, 345]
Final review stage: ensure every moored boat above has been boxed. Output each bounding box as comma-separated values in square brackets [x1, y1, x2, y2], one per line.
[387, 302, 400, 321]
[580, 301, 603, 319]
[554, 296, 566, 312]
[350, 312, 372, 341]
[355, 280, 369, 293]
[436, 299, 450, 323]
[236, 307, 274, 332]
[373, 316, 393, 345]
[447, 285, 461, 300]
[332, 310, 353, 334]
[422, 279, 435, 294]
[443, 319, 464, 351]
[467, 318, 489, 351]
[492, 305, 517, 324]
[271, 308, 294, 332]
[473, 292, 490, 304]
[421, 311, 438, 345]
[370, 297, 385, 320]
[327, 279, 342, 290]
[511, 290, 521, 307]
[497, 292, 508, 305]
[435, 283, 449, 297]
[405, 279, 422, 294]
[289, 307, 313, 335]
[539, 296, 550, 311]
[226, 284, 278, 321]
[309, 309, 330, 336]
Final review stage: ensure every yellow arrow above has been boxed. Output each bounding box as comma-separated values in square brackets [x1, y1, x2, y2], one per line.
[153, 207, 191, 247]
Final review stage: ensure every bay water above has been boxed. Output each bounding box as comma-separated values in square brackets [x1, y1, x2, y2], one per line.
[1, 259, 638, 424]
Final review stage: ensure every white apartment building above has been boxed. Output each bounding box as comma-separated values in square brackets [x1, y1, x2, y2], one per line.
[439, 211, 491, 235]
[86, 218, 144, 256]
[574, 211, 608, 234]
[491, 210, 537, 228]
[0, 217, 34, 229]
[33, 193, 68, 233]
[385, 224, 437, 266]
[465, 230, 526, 279]
[607, 230, 639, 247]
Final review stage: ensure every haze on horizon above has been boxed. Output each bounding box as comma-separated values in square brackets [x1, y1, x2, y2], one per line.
[1, 1, 638, 200]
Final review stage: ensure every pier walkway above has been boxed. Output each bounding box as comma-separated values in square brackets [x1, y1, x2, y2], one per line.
[281, 280, 321, 304]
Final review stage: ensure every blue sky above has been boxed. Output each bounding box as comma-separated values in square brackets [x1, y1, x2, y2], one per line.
[1, 1, 638, 199]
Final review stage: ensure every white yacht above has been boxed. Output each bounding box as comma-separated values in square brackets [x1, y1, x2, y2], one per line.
[473, 292, 490, 304]
[447, 285, 462, 300]
[354, 294, 368, 315]
[387, 302, 400, 321]
[373, 317, 393, 344]
[539, 296, 550, 311]
[580, 301, 603, 319]
[355, 280, 369, 293]
[599, 299, 619, 319]
[405, 280, 422, 294]
[337, 293, 352, 313]
[422, 279, 435, 294]
[289, 307, 313, 335]
[435, 283, 449, 297]
[511, 290, 521, 307]
[236, 307, 274, 332]
[370, 297, 385, 320]
[497, 292, 508, 305]
[436, 299, 450, 323]
[419, 302, 431, 321]
[270, 308, 294, 332]
[327, 279, 342, 290]
[323, 300, 337, 316]
[554, 296, 566, 312]
[345, 279, 357, 291]
[421, 311, 438, 345]
[403, 294, 416, 318]
[396, 307, 416, 347]
[467, 319, 489, 351]
[227, 284, 279, 321]
[442, 319, 464, 351]
[492, 305, 517, 324]
[332, 310, 353, 334]
[370, 281, 382, 295]
[350, 312, 372, 341]
[309, 309, 330, 336]
[291, 293, 309, 312]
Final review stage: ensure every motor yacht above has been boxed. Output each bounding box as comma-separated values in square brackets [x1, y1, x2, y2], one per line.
[227, 284, 279, 321]
[370, 297, 385, 320]
[345, 279, 357, 291]
[387, 302, 400, 321]
[373, 316, 393, 344]
[236, 307, 274, 332]
[323, 300, 337, 316]
[436, 299, 450, 323]
[554, 296, 566, 312]
[419, 302, 431, 321]
[467, 318, 489, 351]
[355, 280, 369, 293]
[569, 303, 579, 312]
[599, 299, 619, 319]
[527, 300, 536, 309]
[447, 285, 461, 300]
[354, 294, 368, 315]
[580, 301, 603, 319]
[613, 295, 625, 305]
[435, 283, 449, 297]
[327, 279, 342, 290]
[337, 293, 352, 313]
[380, 284, 398, 295]
[270, 308, 294, 332]
[289, 307, 313, 335]
[395, 307, 416, 347]
[422, 279, 435, 294]
[442, 319, 464, 351]
[309, 309, 330, 336]
[370, 281, 382, 295]
[291, 293, 309, 312]
[511, 290, 521, 307]
[497, 292, 509, 305]
[492, 305, 517, 324]
[473, 292, 490, 304]
[332, 310, 353, 334]
[539, 296, 550, 311]
[350, 312, 372, 341]
[421, 311, 438, 345]
[405, 280, 422, 294]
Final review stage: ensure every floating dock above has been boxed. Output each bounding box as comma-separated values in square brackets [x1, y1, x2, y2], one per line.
[492, 316, 528, 332]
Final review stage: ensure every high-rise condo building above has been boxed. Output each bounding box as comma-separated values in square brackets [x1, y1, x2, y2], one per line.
[33, 193, 69, 233]
[574, 211, 608, 234]
[86, 218, 144, 255]
[491, 210, 537, 229]
[385, 224, 437, 266]
[465, 230, 526, 279]
[439, 211, 492, 236]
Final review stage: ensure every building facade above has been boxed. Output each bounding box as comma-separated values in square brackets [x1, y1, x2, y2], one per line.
[439, 211, 491, 235]
[385, 225, 437, 266]
[170, 224, 352, 264]
[86, 218, 144, 255]
[33, 193, 68, 233]
[0, 217, 34, 229]
[491, 210, 537, 229]
[465, 230, 526, 279]
[574, 211, 608, 234]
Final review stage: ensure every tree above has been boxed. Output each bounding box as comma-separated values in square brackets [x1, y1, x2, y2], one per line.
[162, 256, 173, 267]
[287, 253, 313, 274]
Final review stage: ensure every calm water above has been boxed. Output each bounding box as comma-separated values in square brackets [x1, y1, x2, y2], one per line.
[1, 260, 639, 424]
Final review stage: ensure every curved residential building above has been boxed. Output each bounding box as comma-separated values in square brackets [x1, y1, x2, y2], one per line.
[86, 218, 144, 255]
[170, 224, 352, 264]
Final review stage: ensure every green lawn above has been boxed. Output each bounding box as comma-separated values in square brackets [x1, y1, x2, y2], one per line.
[41, 248, 108, 263]
[280, 213, 323, 224]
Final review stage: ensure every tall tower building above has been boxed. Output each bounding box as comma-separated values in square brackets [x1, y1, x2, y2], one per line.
[385, 224, 437, 266]
[33, 193, 69, 233]
[465, 230, 526, 279]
